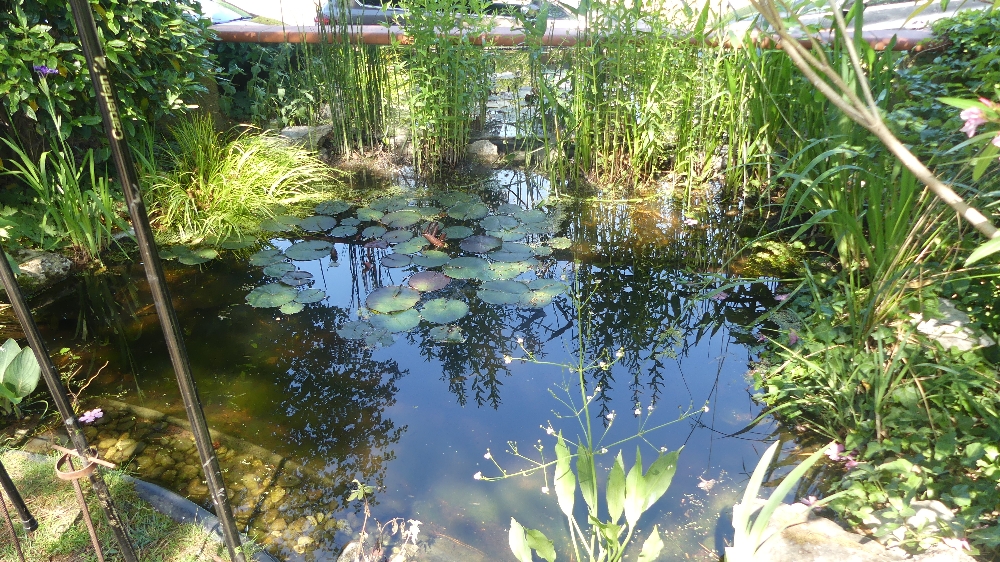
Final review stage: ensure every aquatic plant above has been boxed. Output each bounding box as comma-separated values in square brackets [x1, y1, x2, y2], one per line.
[144, 115, 345, 242]
[0, 338, 41, 418]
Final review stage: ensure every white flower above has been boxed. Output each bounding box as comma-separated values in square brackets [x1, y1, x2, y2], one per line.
[593, 386, 601, 393]
[606, 411, 616, 421]
[647, 404, 654, 411]
[702, 405, 710, 413]
[615, 348, 624, 358]
[503, 355, 512, 364]
[660, 446, 667, 452]
[473, 472, 482, 480]
[545, 426, 555, 435]
[598, 361, 608, 370]
[516, 336, 524, 344]
[541, 486, 549, 494]
[600, 448, 608, 454]
[484, 451, 492, 460]
[634, 408, 641, 416]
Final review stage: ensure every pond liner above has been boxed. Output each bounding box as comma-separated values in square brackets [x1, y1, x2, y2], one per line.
[65, 1, 245, 561]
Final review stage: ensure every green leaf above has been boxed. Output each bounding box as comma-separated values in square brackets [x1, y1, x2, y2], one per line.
[577, 445, 597, 514]
[623, 447, 645, 528]
[966, 235, 1000, 266]
[554, 432, 576, 518]
[636, 526, 664, 562]
[509, 519, 533, 562]
[366, 286, 421, 313]
[370, 309, 421, 333]
[607, 453, 626, 524]
[643, 448, 681, 510]
[4, 347, 39, 398]
[419, 298, 469, 324]
[524, 528, 556, 562]
[285, 240, 334, 261]
[245, 284, 297, 308]
[0, 339, 23, 379]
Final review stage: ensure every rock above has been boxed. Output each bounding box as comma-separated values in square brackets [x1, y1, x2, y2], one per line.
[161, 469, 177, 482]
[911, 544, 977, 562]
[389, 543, 420, 562]
[751, 503, 904, 562]
[177, 464, 200, 480]
[467, 139, 499, 163]
[280, 125, 333, 150]
[98, 438, 118, 450]
[277, 472, 302, 488]
[911, 299, 995, 351]
[1, 250, 72, 297]
[271, 518, 287, 532]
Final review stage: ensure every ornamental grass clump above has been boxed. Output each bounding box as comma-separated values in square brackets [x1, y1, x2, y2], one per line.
[145, 115, 343, 242]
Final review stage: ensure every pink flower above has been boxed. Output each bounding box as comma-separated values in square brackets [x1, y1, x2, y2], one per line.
[826, 442, 845, 461]
[788, 330, 799, 345]
[942, 537, 970, 551]
[712, 292, 729, 301]
[961, 107, 988, 138]
[799, 495, 819, 507]
[79, 408, 103, 424]
[774, 293, 790, 301]
[993, 132, 1000, 148]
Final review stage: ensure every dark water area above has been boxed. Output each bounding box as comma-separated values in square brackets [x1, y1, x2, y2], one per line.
[31, 170, 785, 561]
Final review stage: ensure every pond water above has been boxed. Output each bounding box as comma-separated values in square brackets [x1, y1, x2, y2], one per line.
[35, 169, 783, 561]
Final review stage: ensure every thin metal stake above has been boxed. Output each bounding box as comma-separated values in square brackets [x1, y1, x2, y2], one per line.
[0, 459, 36, 533]
[0, 246, 139, 562]
[64, 1, 246, 560]
[0, 490, 27, 562]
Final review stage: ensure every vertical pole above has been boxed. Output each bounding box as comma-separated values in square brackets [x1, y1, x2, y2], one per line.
[64, 1, 246, 560]
[0, 460, 36, 533]
[0, 248, 139, 562]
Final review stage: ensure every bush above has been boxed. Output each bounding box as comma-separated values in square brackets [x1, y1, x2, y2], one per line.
[0, 0, 216, 155]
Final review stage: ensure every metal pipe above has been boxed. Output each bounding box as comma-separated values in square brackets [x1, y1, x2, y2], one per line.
[0, 459, 36, 532]
[0, 246, 138, 562]
[64, 1, 246, 560]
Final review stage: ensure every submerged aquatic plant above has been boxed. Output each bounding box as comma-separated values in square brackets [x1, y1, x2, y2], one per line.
[144, 115, 344, 242]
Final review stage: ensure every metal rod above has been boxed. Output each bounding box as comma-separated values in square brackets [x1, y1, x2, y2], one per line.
[0, 491, 27, 562]
[65, 1, 246, 560]
[0, 459, 36, 532]
[68, 457, 106, 562]
[0, 246, 139, 562]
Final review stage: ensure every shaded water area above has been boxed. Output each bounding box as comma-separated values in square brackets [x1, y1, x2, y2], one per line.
[31, 169, 784, 561]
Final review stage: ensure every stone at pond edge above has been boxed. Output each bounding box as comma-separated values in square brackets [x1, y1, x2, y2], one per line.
[0, 250, 72, 299]
[467, 139, 499, 163]
[910, 298, 995, 351]
[279, 125, 334, 150]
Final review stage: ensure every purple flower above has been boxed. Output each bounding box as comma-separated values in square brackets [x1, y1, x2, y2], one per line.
[32, 65, 59, 77]
[711, 292, 729, 301]
[788, 330, 799, 345]
[774, 293, 790, 301]
[79, 408, 103, 424]
[826, 442, 845, 461]
[960, 107, 987, 137]
[799, 495, 819, 507]
[682, 217, 698, 227]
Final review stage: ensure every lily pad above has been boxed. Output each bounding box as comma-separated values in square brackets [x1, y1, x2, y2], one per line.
[337, 320, 373, 340]
[281, 271, 314, 286]
[489, 227, 527, 242]
[246, 284, 297, 308]
[447, 201, 490, 221]
[261, 215, 302, 232]
[250, 248, 284, 267]
[460, 235, 502, 254]
[408, 271, 450, 292]
[340, 216, 361, 227]
[519, 279, 568, 308]
[548, 237, 572, 250]
[477, 280, 529, 305]
[436, 192, 480, 207]
[285, 240, 334, 261]
[532, 245, 553, 257]
[315, 200, 351, 215]
[299, 215, 337, 232]
[366, 286, 421, 313]
[489, 242, 534, 262]
[420, 298, 469, 324]
[263, 262, 296, 278]
[480, 215, 519, 232]
[515, 209, 548, 224]
[393, 238, 428, 255]
[362, 225, 388, 239]
[443, 256, 491, 280]
[370, 196, 409, 213]
[411, 250, 450, 268]
[382, 230, 415, 244]
[442, 225, 474, 240]
[381, 253, 412, 268]
[429, 325, 465, 343]
[496, 203, 522, 215]
[370, 309, 421, 333]
[279, 301, 305, 314]
[356, 208, 384, 222]
[366, 331, 395, 347]
[215, 236, 257, 250]
[364, 239, 389, 249]
[489, 260, 535, 280]
[381, 209, 422, 229]
[177, 247, 219, 265]
[294, 289, 326, 304]
[417, 206, 441, 218]
[521, 222, 552, 235]
[329, 225, 358, 238]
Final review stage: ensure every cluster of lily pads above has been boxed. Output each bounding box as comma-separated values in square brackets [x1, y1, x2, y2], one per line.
[241, 193, 572, 345]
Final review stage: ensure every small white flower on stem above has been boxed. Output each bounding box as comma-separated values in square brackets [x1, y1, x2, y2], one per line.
[516, 336, 524, 344]
[600, 448, 608, 454]
[606, 411, 616, 421]
[473, 472, 482, 480]
[503, 355, 512, 364]
[484, 451, 492, 460]
[615, 348, 624, 358]
[702, 405, 710, 413]
[545, 426, 554, 435]
[594, 385, 601, 393]
[634, 408, 641, 416]
[647, 404, 654, 411]
[541, 486, 549, 494]
[598, 361, 608, 370]
[660, 446, 667, 452]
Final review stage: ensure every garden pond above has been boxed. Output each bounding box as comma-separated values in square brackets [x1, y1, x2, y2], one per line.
[30, 169, 789, 561]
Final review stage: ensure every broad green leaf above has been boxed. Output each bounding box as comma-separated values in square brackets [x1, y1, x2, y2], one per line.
[525, 528, 556, 562]
[623, 447, 645, 528]
[294, 289, 326, 304]
[577, 445, 597, 514]
[509, 518, 533, 562]
[370, 309, 421, 333]
[299, 215, 337, 232]
[285, 240, 334, 261]
[246, 284, 297, 308]
[5, 347, 39, 398]
[428, 325, 465, 343]
[636, 526, 664, 562]
[420, 298, 469, 324]
[0, 339, 22, 379]
[366, 286, 421, 313]
[0, 383, 19, 405]
[554, 433, 576, 518]
[966, 236, 1000, 266]
[734, 440, 781, 544]
[408, 271, 451, 292]
[643, 448, 681, 509]
[177, 247, 218, 265]
[607, 452, 626, 524]
[279, 301, 305, 315]
[315, 200, 350, 215]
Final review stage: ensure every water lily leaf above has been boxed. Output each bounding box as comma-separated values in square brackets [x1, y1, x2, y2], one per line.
[275, 215, 303, 227]
[496, 203, 522, 215]
[548, 237, 572, 249]
[411, 250, 450, 268]
[408, 271, 450, 292]
[370, 309, 421, 333]
[299, 215, 337, 232]
[480, 215, 519, 231]
[515, 209, 547, 224]
[294, 289, 326, 304]
[329, 226, 358, 238]
[250, 248, 283, 267]
[364, 240, 389, 249]
[382, 209, 422, 229]
[460, 235, 502, 254]
[340, 217, 361, 227]
[487, 227, 527, 242]
[447, 201, 489, 220]
[489, 260, 535, 280]
[381, 253, 412, 268]
[420, 298, 469, 324]
[532, 245, 553, 257]
[337, 320, 373, 340]
[263, 262, 296, 278]
[158, 246, 180, 260]
[518, 279, 568, 308]
[442, 225, 473, 240]
[490, 242, 533, 262]
[362, 225, 388, 239]
[215, 236, 256, 250]
[382, 230, 415, 244]
[443, 256, 491, 280]
[177, 247, 218, 265]
[281, 271, 314, 286]
[429, 325, 465, 343]
[279, 301, 305, 314]
[356, 208, 384, 222]
[478, 280, 529, 305]
[285, 240, 334, 261]
[529, 278, 568, 295]
[417, 206, 441, 218]
[521, 222, 551, 235]
[370, 196, 409, 213]
[393, 238, 429, 255]
[365, 331, 395, 347]
[246, 284, 297, 308]
[260, 219, 293, 232]
[436, 192, 480, 207]
[366, 286, 421, 313]
[315, 200, 351, 215]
